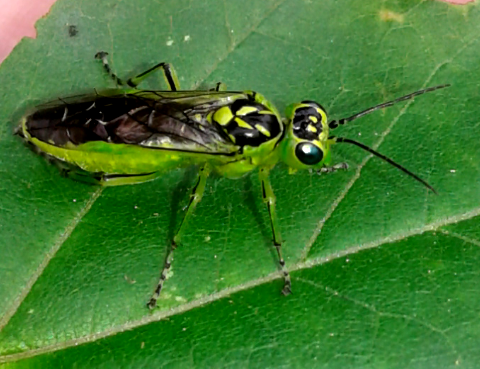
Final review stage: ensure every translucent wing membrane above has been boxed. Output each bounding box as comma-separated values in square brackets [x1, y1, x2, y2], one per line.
[25, 90, 247, 154]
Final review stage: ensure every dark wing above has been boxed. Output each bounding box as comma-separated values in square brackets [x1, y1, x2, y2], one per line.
[24, 90, 247, 154]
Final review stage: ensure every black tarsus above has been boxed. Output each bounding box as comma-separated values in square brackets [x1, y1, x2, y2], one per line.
[329, 84, 450, 129]
[162, 64, 177, 91]
[95, 51, 125, 86]
[334, 136, 437, 194]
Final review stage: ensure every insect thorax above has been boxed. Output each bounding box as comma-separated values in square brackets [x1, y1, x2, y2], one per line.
[208, 97, 283, 148]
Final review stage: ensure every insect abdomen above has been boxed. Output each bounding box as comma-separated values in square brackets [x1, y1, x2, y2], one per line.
[24, 95, 161, 147]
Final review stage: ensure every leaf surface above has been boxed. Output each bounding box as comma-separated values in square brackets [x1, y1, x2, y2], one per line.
[1, 0, 479, 367]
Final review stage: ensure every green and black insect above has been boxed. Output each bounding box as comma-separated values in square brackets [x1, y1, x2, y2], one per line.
[18, 52, 449, 308]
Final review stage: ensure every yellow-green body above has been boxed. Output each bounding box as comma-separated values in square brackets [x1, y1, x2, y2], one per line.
[20, 88, 331, 184]
[18, 52, 444, 308]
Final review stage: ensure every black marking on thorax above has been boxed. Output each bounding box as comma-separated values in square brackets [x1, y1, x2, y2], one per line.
[211, 99, 282, 147]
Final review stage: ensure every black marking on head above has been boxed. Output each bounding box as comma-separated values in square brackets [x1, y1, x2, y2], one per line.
[300, 100, 325, 112]
[295, 142, 323, 165]
[292, 105, 324, 141]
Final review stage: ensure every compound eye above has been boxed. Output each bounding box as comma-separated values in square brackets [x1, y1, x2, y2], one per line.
[295, 142, 323, 165]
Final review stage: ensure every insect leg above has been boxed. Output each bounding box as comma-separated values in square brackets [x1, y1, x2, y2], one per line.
[98, 172, 162, 186]
[129, 61, 180, 91]
[315, 162, 349, 175]
[147, 164, 211, 309]
[259, 167, 292, 295]
[209, 82, 227, 91]
[95, 51, 180, 90]
[94, 51, 126, 86]
[59, 163, 161, 186]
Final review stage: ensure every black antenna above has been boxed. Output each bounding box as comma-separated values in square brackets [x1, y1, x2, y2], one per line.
[329, 84, 450, 129]
[334, 137, 437, 194]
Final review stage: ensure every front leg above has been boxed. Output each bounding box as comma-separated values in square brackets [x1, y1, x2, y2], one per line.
[314, 162, 349, 175]
[259, 167, 292, 295]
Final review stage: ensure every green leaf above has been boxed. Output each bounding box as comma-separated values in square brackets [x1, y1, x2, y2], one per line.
[1, 0, 479, 367]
